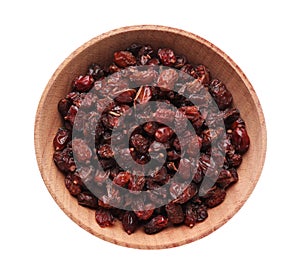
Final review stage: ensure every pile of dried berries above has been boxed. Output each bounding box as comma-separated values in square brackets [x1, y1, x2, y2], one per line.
[53, 44, 250, 235]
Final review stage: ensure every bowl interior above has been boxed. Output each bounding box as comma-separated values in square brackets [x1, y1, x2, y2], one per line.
[34, 25, 266, 249]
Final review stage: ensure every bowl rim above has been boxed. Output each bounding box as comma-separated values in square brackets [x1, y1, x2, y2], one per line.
[34, 24, 267, 249]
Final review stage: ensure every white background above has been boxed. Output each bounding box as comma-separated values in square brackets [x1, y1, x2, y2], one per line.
[1, 0, 299, 274]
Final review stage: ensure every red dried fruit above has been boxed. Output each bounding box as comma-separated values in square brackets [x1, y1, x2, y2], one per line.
[135, 86, 153, 104]
[73, 75, 94, 92]
[53, 144, 76, 173]
[77, 192, 98, 209]
[72, 138, 92, 163]
[113, 171, 132, 187]
[154, 126, 174, 143]
[165, 203, 184, 224]
[64, 173, 82, 196]
[130, 134, 149, 154]
[113, 51, 136, 68]
[217, 168, 239, 188]
[209, 79, 233, 110]
[157, 68, 178, 91]
[98, 144, 114, 159]
[158, 48, 177, 66]
[144, 215, 168, 234]
[95, 207, 115, 228]
[122, 211, 139, 234]
[203, 187, 226, 208]
[231, 126, 250, 154]
[53, 128, 71, 151]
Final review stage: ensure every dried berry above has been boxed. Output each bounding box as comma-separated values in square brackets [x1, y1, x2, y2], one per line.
[73, 75, 94, 92]
[155, 126, 174, 143]
[58, 98, 71, 117]
[158, 48, 177, 66]
[72, 138, 92, 163]
[231, 126, 250, 154]
[98, 144, 114, 159]
[157, 68, 178, 91]
[165, 203, 184, 224]
[87, 63, 105, 80]
[53, 128, 71, 151]
[53, 144, 76, 173]
[144, 215, 168, 234]
[209, 79, 233, 110]
[217, 168, 238, 188]
[130, 134, 150, 154]
[95, 207, 115, 228]
[77, 192, 98, 209]
[122, 211, 139, 234]
[113, 51, 136, 68]
[134, 86, 153, 104]
[65, 173, 82, 196]
[203, 187, 226, 208]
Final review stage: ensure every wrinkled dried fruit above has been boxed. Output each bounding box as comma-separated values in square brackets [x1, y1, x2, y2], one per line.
[144, 215, 168, 234]
[113, 51, 136, 68]
[95, 208, 115, 228]
[122, 211, 139, 234]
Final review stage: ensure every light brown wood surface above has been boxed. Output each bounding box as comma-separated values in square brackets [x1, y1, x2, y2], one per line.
[34, 25, 267, 249]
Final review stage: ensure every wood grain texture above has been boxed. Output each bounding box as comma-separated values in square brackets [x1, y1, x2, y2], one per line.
[34, 25, 267, 249]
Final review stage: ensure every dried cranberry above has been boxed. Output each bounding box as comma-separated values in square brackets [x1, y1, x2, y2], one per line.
[87, 63, 105, 80]
[157, 68, 178, 91]
[144, 215, 168, 234]
[143, 121, 159, 136]
[135, 86, 153, 104]
[95, 207, 115, 228]
[53, 128, 71, 151]
[165, 203, 184, 224]
[231, 126, 250, 154]
[113, 171, 132, 187]
[72, 138, 92, 163]
[130, 134, 149, 154]
[209, 79, 233, 110]
[98, 144, 114, 159]
[203, 187, 226, 208]
[77, 192, 98, 209]
[158, 48, 177, 66]
[195, 64, 210, 85]
[170, 182, 198, 204]
[64, 105, 78, 125]
[58, 98, 71, 117]
[217, 168, 239, 188]
[122, 212, 139, 234]
[53, 144, 76, 173]
[134, 207, 154, 221]
[155, 126, 174, 143]
[113, 51, 136, 68]
[73, 75, 94, 92]
[128, 176, 145, 191]
[64, 173, 82, 196]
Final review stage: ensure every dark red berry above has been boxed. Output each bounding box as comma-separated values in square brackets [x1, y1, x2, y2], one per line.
[144, 215, 168, 234]
[53, 128, 71, 151]
[122, 212, 139, 235]
[158, 48, 177, 66]
[73, 75, 94, 92]
[95, 208, 115, 228]
[113, 51, 136, 68]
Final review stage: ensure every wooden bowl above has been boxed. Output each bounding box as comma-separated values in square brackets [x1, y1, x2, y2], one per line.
[34, 25, 267, 249]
